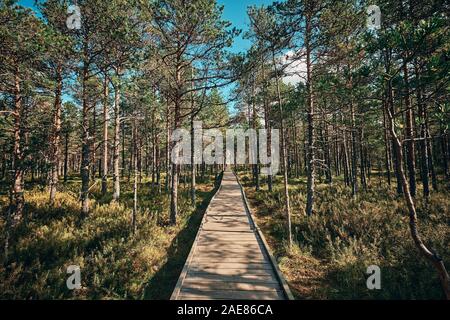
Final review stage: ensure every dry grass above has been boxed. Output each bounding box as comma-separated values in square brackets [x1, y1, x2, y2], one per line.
[240, 172, 450, 300]
[0, 175, 218, 299]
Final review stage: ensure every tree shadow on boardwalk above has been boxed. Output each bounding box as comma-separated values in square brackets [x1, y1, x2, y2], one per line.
[142, 175, 222, 300]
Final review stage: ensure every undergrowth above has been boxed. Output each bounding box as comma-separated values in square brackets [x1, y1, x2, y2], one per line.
[0, 175, 217, 299]
[239, 172, 450, 300]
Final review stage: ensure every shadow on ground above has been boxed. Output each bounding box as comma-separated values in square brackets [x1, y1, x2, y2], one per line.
[142, 174, 222, 300]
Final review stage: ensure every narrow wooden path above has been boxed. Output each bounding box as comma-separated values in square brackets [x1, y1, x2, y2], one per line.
[171, 170, 293, 300]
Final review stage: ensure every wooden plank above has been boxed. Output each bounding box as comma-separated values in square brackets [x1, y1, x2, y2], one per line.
[201, 228, 255, 238]
[181, 280, 281, 292]
[189, 266, 274, 275]
[203, 220, 250, 226]
[206, 214, 249, 219]
[196, 243, 261, 249]
[190, 262, 272, 270]
[195, 249, 267, 256]
[201, 227, 252, 232]
[188, 267, 276, 276]
[198, 236, 258, 242]
[193, 257, 267, 264]
[178, 289, 284, 300]
[196, 248, 268, 257]
[184, 274, 278, 284]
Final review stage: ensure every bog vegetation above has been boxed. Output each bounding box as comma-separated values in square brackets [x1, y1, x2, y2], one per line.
[0, 0, 449, 299]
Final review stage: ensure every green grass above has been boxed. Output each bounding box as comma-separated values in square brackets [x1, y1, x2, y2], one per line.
[0, 174, 219, 299]
[238, 171, 450, 300]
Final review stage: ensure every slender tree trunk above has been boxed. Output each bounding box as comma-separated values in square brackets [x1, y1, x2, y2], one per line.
[305, 14, 315, 217]
[156, 134, 161, 193]
[81, 58, 91, 215]
[403, 61, 417, 197]
[132, 117, 138, 234]
[170, 64, 182, 225]
[170, 103, 180, 224]
[441, 129, 449, 179]
[102, 73, 109, 196]
[190, 68, 196, 204]
[342, 126, 350, 187]
[8, 69, 25, 232]
[383, 50, 403, 195]
[64, 131, 69, 183]
[91, 104, 97, 180]
[252, 80, 260, 191]
[1, 148, 6, 181]
[190, 113, 196, 204]
[121, 115, 126, 179]
[350, 99, 358, 196]
[415, 63, 429, 198]
[272, 49, 292, 246]
[112, 67, 122, 201]
[323, 112, 332, 183]
[165, 98, 171, 193]
[427, 129, 438, 191]
[49, 65, 63, 203]
[382, 103, 392, 185]
[359, 128, 367, 191]
[261, 61, 273, 192]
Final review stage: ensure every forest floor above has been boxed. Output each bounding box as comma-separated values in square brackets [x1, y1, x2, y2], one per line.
[0, 171, 448, 300]
[0, 175, 218, 299]
[238, 171, 450, 300]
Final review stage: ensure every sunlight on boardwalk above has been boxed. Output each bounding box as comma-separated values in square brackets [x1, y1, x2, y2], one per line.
[172, 170, 288, 300]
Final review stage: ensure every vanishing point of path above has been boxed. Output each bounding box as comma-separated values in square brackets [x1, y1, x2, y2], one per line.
[171, 170, 292, 300]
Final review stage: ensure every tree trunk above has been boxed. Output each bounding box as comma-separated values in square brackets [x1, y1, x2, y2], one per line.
[170, 107, 180, 224]
[190, 114, 196, 204]
[91, 104, 97, 180]
[350, 100, 358, 196]
[403, 61, 416, 197]
[170, 64, 182, 225]
[9, 70, 25, 226]
[190, 69, 196, 204]
[342, 125, 350, 187]
[49, 65, 63, 203]
[382, 103, 392, 185]
[113, 67, 122, 201]
[441, 129, 449, 179]
[323, 112, 332, 183]
[384, 50, 403, 195]
[102, 73, 109, 196]
[132, 117, 138, 234]
[305, 14, 315, 217]
[165, 97, 171, 193]
[81, 58, 91, 215]
[272, 49, 292, 246]
[415, 63, 430, 198]
[64, 131, 69, 183]
[252, 80, 260, 191]
[427, 130, 438, 191]
[359, 127, 367, 191]
[261, 61, 273, 192]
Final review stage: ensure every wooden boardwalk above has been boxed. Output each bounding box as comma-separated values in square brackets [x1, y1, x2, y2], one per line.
[171, 170, 293, 300]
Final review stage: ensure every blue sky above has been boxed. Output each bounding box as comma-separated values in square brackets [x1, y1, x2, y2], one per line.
[19, 0, 273, 53]
[217, 0, 273, 53]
